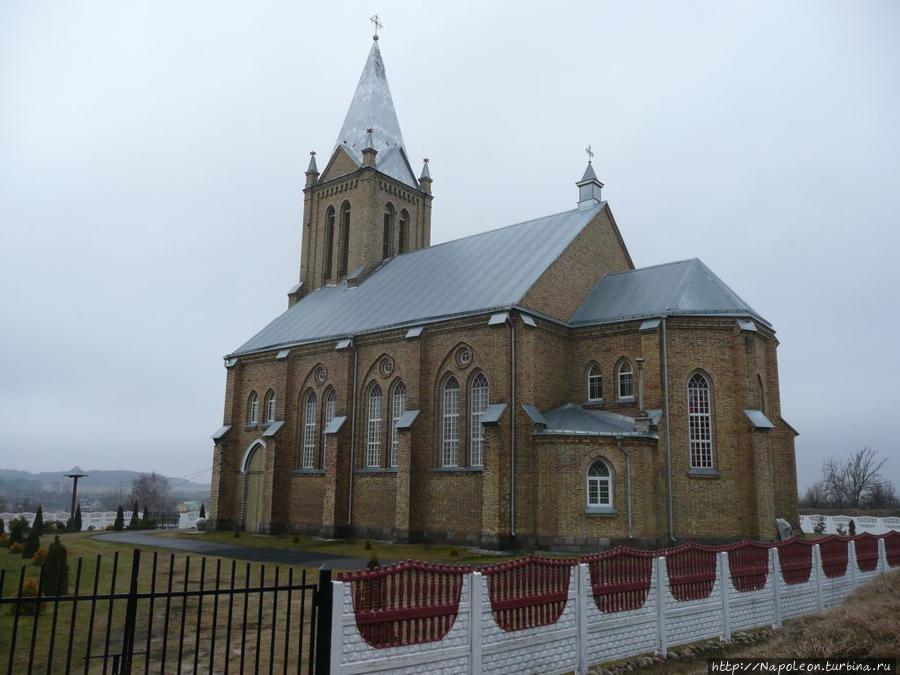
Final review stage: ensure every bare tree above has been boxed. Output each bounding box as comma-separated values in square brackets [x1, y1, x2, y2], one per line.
[800, 481, 828, 508]
[128, 473, 175, 515]
[821, 447, 887, 508]
[867, 480, 899, 509]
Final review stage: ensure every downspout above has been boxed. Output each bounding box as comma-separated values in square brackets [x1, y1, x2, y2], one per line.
[346, 345, 359, 527]
[661, 316, 676, 543]
[509, 317, 517, 538]
[616, 436, 633, 540]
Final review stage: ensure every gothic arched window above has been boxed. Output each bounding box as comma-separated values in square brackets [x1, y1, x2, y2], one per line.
[247, 391, 259, 425]
[441, 377, 460, 467]
[339, 201, 351, 277]
[383, 203, 395, 259]
[264, 389, 276, 423]
[587, 460, 612, 508]
[588, 364, 603, 402]
[398, 209, 410, 254]
[366, 384, 383, 467]
[688, 373, 714, 469]
[322, 387, 337, 466]
[324, 206, 335, 280]
[469, 373, 489, 467]
[617, 359, 634, 400]
[390, 381, 406, 468]
[301, 391, 317, 469]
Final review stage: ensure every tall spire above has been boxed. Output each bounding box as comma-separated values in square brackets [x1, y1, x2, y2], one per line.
[576, 145, 604, 210]
[333, 38, 418, 188]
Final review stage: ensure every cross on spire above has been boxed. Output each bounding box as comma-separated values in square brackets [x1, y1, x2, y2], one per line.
[370, 14, 383, 40]
[585, 144, 594, 164]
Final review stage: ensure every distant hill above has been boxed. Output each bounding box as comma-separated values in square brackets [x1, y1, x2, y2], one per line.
[0, 468, 209, 494]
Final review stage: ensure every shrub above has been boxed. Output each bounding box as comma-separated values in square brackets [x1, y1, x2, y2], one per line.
[292, 534, 300, 544]
[9, 543, 23, 554]
[113, 506, 125, 531]
[47, 521, 67, 533]
[42, 536, 69, 596]
[234, 530, 240, 538]
[195, 518, 207, 532]
[128, 504, 140, 530]
[0, 533, 7, 547]
[0, 518, 4, 535]
[22, 529, 40, 560]
[364, 540, 372, 551]
[16, 578, 40, 615]
[199, 503, 206, 519]
[31, 548, 47, 567]
[449, 547, 459, 557]
[74, 505, 82, 532]
[836, 523, 847, 536]
[366, 554, 380, 570]
[8, 517, 28, 546]
[141, 505, 151, 529]
[32, 506, 44, 537]
[849, 519, 857, 536]
[814, 517, 827, 535]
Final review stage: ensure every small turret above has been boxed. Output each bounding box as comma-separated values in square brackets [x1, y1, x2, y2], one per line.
[362, 128, 377, 167]
[576, 147, 603, 210]
[305, 151, 319, 187]
[419, 158, 432, 194]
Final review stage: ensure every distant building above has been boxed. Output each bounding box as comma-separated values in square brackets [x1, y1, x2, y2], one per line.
[209, 36, 798, 549]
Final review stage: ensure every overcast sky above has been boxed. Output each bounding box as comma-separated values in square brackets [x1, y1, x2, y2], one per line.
[1, 1, 898, 491]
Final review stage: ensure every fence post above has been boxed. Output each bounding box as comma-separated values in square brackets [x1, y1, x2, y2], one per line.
[119, 548, 141, 673]
[329, 580, 345, 675]
[878, 537, 887, 573]
[813, 544, 824, 613]
[469, 572, 483, 675]
[655, 556, 668, 657]
[770, 547, 782, 629]
[315, 566, 333, 675]
[719, 551, 731, 641]
[848, 540, 858, 587]
[577, 564, 589, 674]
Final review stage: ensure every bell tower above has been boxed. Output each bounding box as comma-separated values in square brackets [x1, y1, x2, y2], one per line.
[298, 35, 434, 296]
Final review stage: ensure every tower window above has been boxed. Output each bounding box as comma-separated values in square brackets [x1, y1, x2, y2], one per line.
[441, 377, 460, 467]
[324, 206, 335, 280]
[617, 360, 634, 400]
[339, 201, 351, 277]
[264, 389, 276, 423]
[688, 373, 714, 469]
[247, 391, 259, 425]
[383, 203, 395, 259]
[398, 209, 409, 254]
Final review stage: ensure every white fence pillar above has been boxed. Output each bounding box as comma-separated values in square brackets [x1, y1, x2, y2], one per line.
[469, 572, 483, 675]
[813, 544, 824, 613]
[719, 551, 731, 641]
[576, 563, 589, 675]
[848, 540, 858, 587]
[330, 580, 345, 675]
[655, 556, 668, 657]
[878, 537, 888, 573]
[770, 547, 782, 628]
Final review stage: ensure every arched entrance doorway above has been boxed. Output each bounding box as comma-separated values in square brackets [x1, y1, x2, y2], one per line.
[243, 442, 266, 532]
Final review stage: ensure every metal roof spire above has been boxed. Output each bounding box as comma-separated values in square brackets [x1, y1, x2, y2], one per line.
[420, 157, 431, 180]
[577, 144, 604, 209]
[306, 150, 318, 173]
[333, 30, 418, 188]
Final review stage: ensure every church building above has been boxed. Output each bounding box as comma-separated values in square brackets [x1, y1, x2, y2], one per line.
[208, 35, 799, 549]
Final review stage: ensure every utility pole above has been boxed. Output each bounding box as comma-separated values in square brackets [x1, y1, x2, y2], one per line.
[65, 471, 88, 522]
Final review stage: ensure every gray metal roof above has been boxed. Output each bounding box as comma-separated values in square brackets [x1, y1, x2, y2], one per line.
[570, 258, 768, 327]
[744, 409, 775, 429]
[395, 410, 420, 429]
[231, 204, 604, 355]
[334, 40, 418, 189]
[537, 403, 656, 438]
[481, 403, 507, 425]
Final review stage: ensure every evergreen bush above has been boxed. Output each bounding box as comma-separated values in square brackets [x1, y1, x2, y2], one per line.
[9, 517, 28, 546]
[849, 519, 857, 536]
[199, 504, 206, 519]
[32, 506, 44, 537]
[22, 529, 40, 560]
[114, 506, 125, 531]
[73, 505, 82, 532]
[128, 503, 140, 530]
[366, 554, 380, 570]
[42, 536, 70, 596]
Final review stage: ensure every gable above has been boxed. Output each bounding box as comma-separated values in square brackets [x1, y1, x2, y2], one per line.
[521, 204, 633, 321]
[319, 146, 360, 184]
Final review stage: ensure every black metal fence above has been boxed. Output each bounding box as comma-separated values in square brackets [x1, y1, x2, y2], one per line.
[0, 549, 332, 674]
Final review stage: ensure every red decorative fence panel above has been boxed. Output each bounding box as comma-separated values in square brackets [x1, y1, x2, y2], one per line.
[337, 561, 471, 648]
[853, 534, 879, 572]
[723, 540, 770, 592]
[776, 538, 814, 585]
[818, 536, 849, 578]
[885, 531, 900, 568]
[663, 544, 718, 601]
[583, 547, 655, 613]
[482, 556, 573, 631]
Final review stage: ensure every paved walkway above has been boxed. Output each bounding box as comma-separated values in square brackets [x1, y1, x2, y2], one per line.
[95, 531, 379, 570]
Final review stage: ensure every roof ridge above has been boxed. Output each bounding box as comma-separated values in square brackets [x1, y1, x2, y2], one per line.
[603, 257, 701, 279]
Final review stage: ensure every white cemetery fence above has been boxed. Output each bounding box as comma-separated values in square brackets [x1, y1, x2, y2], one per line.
[0, 510, 201, 531]
[799, 513, 900, 535]
[329, 532, 900, 675]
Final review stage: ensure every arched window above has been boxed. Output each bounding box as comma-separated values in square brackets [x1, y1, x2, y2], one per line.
[757, 375, 767, 414]
[339, 201, 351, 277]
[382, 203, 395, 259]
[366, 384, 383, 467]
[247, 391, 259, 425]
[390, 381, 406, 468]
[398, 209, 409, 254]
[264, 390, 276, 423]
[688, 373, 713, 469]
[587, 460, 613, 508]
[441, 377, 460, 467]
[469, 373, 489, 467]
[301, 391, 317, 469]
[323, 206, 335, 280]
[587, 365, 603, 402]
[322, 387, 336, 466]
[617, 360, 634, 399]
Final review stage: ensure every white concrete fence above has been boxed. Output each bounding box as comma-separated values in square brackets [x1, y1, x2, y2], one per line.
[799, 513, 900, 535]
[329, 535, 898, 675]
[0, 511, 201, 531]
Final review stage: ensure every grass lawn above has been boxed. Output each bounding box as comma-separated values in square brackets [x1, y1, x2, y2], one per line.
[1, 531, 320, 673]
[163, 529, 523, 567]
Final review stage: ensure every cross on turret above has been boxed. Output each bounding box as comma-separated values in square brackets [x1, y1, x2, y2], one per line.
[370, 14, 383, 40]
